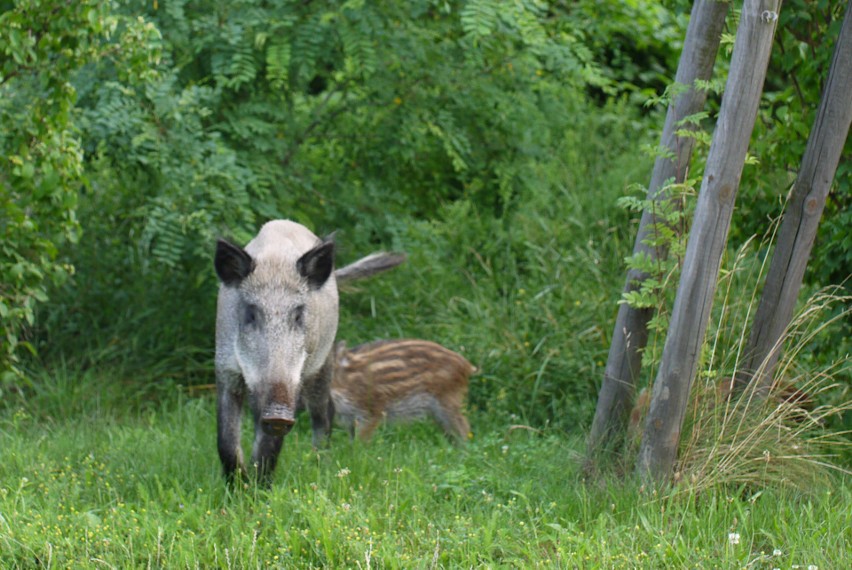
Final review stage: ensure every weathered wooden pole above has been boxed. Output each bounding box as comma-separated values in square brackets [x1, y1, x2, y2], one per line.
[586, 0, 729, 467]
[636, 0, 781, 483]
[741, 0, 852, 393]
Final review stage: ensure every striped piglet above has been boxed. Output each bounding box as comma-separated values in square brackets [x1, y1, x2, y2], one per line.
[330, 339, 475, 442]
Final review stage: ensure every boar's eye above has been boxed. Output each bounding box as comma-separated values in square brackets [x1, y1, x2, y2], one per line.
[291, 304, 305, 329]
[242, 304, 259, 328]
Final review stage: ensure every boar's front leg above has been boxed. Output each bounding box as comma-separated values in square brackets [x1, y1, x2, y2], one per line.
[249, 394, 286, 485]
[217, 373, 247, 483]
[250, 429, 284, 486]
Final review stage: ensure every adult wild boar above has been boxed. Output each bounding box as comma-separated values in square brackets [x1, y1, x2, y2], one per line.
[214, 220, 404, 483]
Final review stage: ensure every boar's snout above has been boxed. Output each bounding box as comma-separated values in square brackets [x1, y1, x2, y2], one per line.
[261, 404, 296, 436]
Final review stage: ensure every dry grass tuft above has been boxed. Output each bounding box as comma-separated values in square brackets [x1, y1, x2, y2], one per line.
[676, 288, 850, 492]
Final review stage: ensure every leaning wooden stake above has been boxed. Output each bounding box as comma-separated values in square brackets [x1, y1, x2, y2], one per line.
[586, 0, 729, 468]
[636, 0, 781, 483]
[741, 0, 852, 393]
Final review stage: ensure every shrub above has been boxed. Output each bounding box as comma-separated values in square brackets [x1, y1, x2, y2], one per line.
[0, 1, 159, 388]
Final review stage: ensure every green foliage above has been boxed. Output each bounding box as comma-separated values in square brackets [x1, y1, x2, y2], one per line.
[30, 0, 681, 387]
[736, 0, 850, 290]
[557, 0, 685, 102]
[0, 0, 160, 386]
[615, 91, 712, 371]
[9, 0, 842, 433]
[332, 102, 653, 426]
[617, 176, 696, 369]
[614, 0, 851, 386]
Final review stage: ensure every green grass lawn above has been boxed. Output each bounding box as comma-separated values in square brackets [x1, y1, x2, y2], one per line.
[1, 372, 848, 568]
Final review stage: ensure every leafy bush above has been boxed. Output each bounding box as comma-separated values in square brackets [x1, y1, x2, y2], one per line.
[0, 0, 159, 387]
[29, 0, 680, 386]
[334, 100, 656, 426]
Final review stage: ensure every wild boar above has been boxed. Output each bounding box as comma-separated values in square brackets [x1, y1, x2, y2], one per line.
[214, 220, 404, 483]
[330, 339, 476, 442]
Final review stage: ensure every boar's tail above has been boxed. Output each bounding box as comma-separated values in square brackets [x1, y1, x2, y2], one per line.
[335, 252, 406, 284]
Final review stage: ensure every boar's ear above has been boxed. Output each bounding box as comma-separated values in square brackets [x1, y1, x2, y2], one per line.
[215, 239, 254, 286]
[297, 238, 335, 289]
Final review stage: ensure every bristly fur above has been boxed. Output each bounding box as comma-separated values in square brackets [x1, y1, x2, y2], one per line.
[331, 339, 476, 442]
[214, 221, 406, 484]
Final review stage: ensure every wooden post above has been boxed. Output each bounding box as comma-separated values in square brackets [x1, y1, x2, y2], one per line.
[636, 0, 781, 483]
[741, 1, 852, 392]
[586, 0, 729, 467]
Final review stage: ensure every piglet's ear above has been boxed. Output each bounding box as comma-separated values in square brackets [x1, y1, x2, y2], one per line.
[215, 239, 254, 286]
[297, 238, 335, 290]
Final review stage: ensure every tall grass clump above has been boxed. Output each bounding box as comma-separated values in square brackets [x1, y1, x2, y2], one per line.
[615, 156, 852, 488]
[622, 216, 851, 491]
[678, 285, 851, 492]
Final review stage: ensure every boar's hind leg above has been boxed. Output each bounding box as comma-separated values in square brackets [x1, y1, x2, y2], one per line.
[307, 397, 333, 449]
[304, 360, 334, 448]
[217, 378, 247, 482]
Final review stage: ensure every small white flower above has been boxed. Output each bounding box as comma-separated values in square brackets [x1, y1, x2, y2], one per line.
[773, 549, 783, 557]
[336, 468, 351, 478]
[501, 445, 509, 455]
[342, 503, 351, 511]
[807, 566, 818, 570]
[728, 532, 740, 545]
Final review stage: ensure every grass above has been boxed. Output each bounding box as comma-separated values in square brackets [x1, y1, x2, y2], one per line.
[1, 368, 849, 568]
